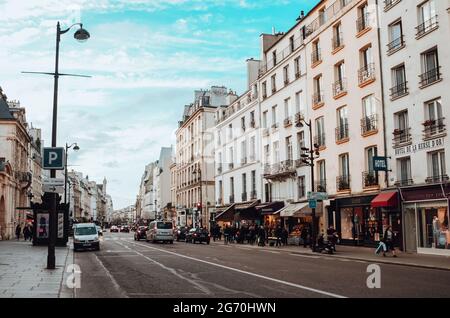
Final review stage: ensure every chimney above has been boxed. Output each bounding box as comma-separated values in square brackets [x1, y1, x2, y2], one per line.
[272, 26, 276, 35]
[296, 10, 305, 22]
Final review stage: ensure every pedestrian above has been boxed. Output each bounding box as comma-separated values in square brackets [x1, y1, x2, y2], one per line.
[29, 224, 34, 241]
[258, 225, 266, 247]
[275, 225, 282, 247]
[383, 226, 397, 257]
[15, 224, 21, 240]
[300, 225, 309, 248]
[282, 227, 289, 246]
[23, 225, 31, 241]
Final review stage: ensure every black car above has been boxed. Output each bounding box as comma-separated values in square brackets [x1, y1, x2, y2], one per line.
[185, 228, 210, 244]
[134, 226, 148, 241]
[175, 226, 189, 242]
[120, 225, 130, 233]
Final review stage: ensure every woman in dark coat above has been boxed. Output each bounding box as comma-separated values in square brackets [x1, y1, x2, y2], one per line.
[300, 226, 309, 248]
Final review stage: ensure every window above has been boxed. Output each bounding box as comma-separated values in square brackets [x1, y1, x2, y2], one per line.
[336, 106, 349, 141]
[361, 95, 377, 134]
[394, 110, 410, 145]
[363, 146, 378, 187]
[284, 98, 291, 119]
[250, 136, 256, 161]
[272, 105, 278, 128]
[264, 144, 270, 164]
[263, 111, 268, 129]
[298, 176, 306, 199]
[420, 48, 441, 87]
[319, 7, 326, 26]
[218, 152, 223, 173]
[317, 160, 326, 192]
[397, 157, 412, 185]
[295, 91, 304, 114]
[250, 111, 255, 128]
[229, 147, 234, 169]
[218, 180, 223, 203]
[333, 22, 343, 50]
[271, 74, 277, 93]
[241, 141, 247, 165]
[230, 177, 235, 202]
[286, 136, 293, 162]
[228, 124, 233, 141]
[241, 117, 246, 132]
[294, 57, 301, 78]
[388, 20, 404, 53]
[357, 2, 370, 33]
[273, 141, 280, 163]
[338, 154, 350, 191]
[283, 65, 290, 85]
[217, 129, 222, 146]
[262, 81, 267, 98]
[290, 36, 295, 53]
[272, 50, 277, 66]
[424, 98, 445, 137]
[359, 46, 375, 84]
[312, 40, 321, 64]
[391, 64, 408, 98]
[242, 173, 247, 201]
[315, 117, 325, 147]
[313, 75, 323, 105]
[428, 150, 447, 183]
[297, 131, 306, 159]
[251, 170, 257, 199]
[417, 0, 438, 37]
[333, 61, 346, 96]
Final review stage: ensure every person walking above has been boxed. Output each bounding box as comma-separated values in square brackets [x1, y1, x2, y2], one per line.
[15, 224, 22, 240]
[383, 226, 397, 257]
[258, 225, 266, 247]
[275, 225, 282, 247]
[23, 225, 31, 241]
[282, 227, 289, 246]
[300, 225, 309, 248]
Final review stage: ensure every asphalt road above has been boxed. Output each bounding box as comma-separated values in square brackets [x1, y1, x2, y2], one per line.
[73, 232, 450, 298]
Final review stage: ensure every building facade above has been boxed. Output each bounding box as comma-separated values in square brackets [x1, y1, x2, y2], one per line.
[380, 0, 450, 255]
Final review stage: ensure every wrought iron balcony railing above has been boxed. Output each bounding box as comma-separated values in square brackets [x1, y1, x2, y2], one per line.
[390, 81, 408, 99]
[358, 63, 376, 85]
[420, 67, 441, 87]
[423, 118, 446, 138]
[393, 128, 412, 146]
[335, 124, 349, 142]
[387, 35, 404, 54]
[332, 79, 347, 97]
[336, 175, 351, 191]
[416, 15, 439, 37]
[362, 171, 379, 188]
[356, 13, 370, 33]
[361, 115, 378, 135]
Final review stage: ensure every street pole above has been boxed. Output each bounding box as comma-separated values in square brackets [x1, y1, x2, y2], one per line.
[199, 169, 202, 228]
[64, 143, 68, 205]
[308, 120, 316, 253]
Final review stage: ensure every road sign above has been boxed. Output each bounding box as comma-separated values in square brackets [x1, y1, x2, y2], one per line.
[43, 178, 65, 187]
[373, 156, 388, 172]
[308, 192, 329, 201]
[43, 184, 65, 194]
[43, 148, 65, 170]
[309, 199, 317, 209]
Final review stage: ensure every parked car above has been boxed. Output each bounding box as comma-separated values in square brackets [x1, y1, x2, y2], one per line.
[110, 225, 119, 233]
[73, 223, 100, 252]
[185, 228, 210, 245]
[146, 221, 174, 244]
[134, 226, 148, 241]
[120, 225, 130, 233]
[96, 225, 103, 236]
[175, 226, 189, 242]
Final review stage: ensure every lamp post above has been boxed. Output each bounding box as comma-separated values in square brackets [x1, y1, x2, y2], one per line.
[192, 167, 202, 228]
[45, 22, 90, 269]
[297, 119, 321, 252]
[65, 143, 79, 207]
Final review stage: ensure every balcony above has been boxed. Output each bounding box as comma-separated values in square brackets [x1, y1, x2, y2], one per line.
[362, 171, 379, 189]
[420, 67, 441, 88]
[295, 158, 308, 168]
[228, 163, 234, 170]
[332, 33, 344, 51]
[295, 71, 301, 79]
[416, 15, 439, 38]
[387, 35, 404, 55]
[311, 49, 322, 66]
[393, 128, 412, 146]
[356, 13, 371, 34]
[423, 118, 446, 139]
[390, 81, 408, 100]
[250, 190, 257, 200]
[249, 155, 256, 162]
[332, 79, 347, 98]
[271, 87, 277, 94]
[361, 115, 378, 136]
[242, 192, 248, 202]
[15, 171, 32, 183]
[358, 63, 376, 86]
[336, 175, 351, 192]
[217, 166, 223, 174]
[426, 175, 449, 184]
[264, 161, 296, 179]
[395, 179, 414, 187]
[314, 133, 326, 149]
[263, 128, 270, 137]
[250, 120, 256, 128]
[295, 112, 305, 126]
[315, 180, 327, 193]
[284, 79, 290, 87]
[335, 124, 349, 143]
[284, 117, 293, 128]
[312, 92, 324, 108]
[271, 123, 279, 130]
[241, 157, 248, 166]
[262, 93, 267, 100]
[229, 195, 235, 204]
[384, 0, 401, 11]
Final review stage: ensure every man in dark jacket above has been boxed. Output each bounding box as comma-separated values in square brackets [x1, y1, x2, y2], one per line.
[275, 226, 282, 247]
[258, 226, 266, 247]
[15, 224, 21, 240]
[301, 226, 309, 248]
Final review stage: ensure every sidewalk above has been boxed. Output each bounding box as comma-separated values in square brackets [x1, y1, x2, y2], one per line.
[211, 240, 450, 271]
[0, 239, 74, 298]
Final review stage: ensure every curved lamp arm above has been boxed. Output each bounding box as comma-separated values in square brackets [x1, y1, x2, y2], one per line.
[59, 23, 84, 35]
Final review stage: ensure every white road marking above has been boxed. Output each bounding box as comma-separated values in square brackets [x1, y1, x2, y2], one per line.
[289, 253, 321, 259]
[93, 253, 128, 298]
[259, 250, 281, 254]
[129, 241, 347, 298]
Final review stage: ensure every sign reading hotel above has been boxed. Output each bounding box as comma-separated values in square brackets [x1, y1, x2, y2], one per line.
[394, 137, 444, 156]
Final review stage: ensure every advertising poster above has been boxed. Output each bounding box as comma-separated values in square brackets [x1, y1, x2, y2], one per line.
[58, 213, 64, 239]
[37, 213, 49, 239]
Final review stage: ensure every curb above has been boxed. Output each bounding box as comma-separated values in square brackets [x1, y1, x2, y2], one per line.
[210, 241, 450, 272]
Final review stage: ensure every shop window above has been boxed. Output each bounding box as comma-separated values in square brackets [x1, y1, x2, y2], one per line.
[417, 205, 449, 249]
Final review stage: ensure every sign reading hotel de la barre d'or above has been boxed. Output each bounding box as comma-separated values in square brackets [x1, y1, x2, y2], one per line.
[394, 137, 445, 156]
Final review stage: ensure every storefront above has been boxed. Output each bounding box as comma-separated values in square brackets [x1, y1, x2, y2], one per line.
[330, 194, 401, 248]
[256, 201, 285, 230]
[233, 200, 261, 228]
[214, 205, 234, 228]
[401, 184, 450, 255]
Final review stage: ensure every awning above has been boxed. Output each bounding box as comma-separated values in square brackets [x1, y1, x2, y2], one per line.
[215, 205, 235, 222]
[256, 201, 285, 215]
[235, 200, 259, 210]
[371, 191, 398, 208]
[279, 202, 309, 217]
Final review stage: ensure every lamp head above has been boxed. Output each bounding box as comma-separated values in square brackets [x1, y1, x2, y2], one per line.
[73, 144, 80, 151]
[74, 24, 90, 42]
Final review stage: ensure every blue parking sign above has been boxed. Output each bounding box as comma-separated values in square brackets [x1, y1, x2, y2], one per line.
[43, 148, 65, 170]
[309, 199, 317, 209]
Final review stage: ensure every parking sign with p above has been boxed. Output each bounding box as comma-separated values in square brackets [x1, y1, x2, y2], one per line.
[43, 147, 65, 170]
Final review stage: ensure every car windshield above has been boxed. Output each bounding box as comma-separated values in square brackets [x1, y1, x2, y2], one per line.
[75, 227, 97, 236]
[157, 222, 173, 229]
[139, 227, 147, 231]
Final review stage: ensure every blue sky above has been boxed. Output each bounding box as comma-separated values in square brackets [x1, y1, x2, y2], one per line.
[0, 0, 315, 209]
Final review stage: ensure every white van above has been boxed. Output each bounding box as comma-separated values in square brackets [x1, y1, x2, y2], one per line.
[146, 221, 174, 244]
[73, 223, 100, 251]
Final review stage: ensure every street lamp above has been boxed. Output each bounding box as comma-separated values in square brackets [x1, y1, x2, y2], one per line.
[192, 167, 202, 228]
[296, 119, 321, 252]
[65, 143, 79, 206]
[46, 22, 90, 269]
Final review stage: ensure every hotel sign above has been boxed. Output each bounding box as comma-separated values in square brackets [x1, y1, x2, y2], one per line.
[394, 137, 444, 156]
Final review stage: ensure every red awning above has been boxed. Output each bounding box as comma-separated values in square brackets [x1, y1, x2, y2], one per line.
[371, 192, 398, 208]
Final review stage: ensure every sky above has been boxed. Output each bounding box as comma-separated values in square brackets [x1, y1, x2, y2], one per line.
[0, 0, 315, 209]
